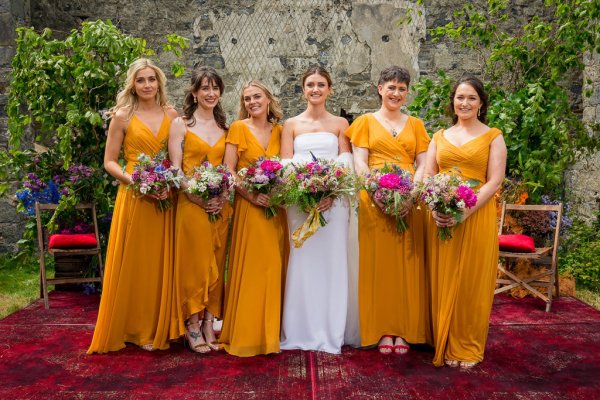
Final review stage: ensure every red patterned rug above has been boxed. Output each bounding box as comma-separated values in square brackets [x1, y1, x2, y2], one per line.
[1, 292, 599, 399]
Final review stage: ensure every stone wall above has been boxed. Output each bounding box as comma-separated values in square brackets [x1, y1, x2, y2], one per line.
[0, 0, 29, 253]
[0, 0, 598, 252]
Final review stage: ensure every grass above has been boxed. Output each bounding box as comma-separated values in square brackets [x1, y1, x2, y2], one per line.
[576, 287, 600, 310]
[0, 253, 53, 319]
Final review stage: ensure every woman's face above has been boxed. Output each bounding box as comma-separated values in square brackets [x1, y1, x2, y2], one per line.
[194, 77, 221, 110]
[303, 73, 331, 105]
[134, 67, 159, 101]
[453, 83, 481, 121]
[378, 79, 408, 111]
[243, 85, 270, 119]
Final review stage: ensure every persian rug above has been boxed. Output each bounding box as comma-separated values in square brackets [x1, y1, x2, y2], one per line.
[0, 292, 599, 399]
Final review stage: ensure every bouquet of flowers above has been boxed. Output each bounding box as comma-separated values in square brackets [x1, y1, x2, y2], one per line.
[364, 164, 415, 233]
[237, 157, 284, 218]
[282, 152, 356, 248]
[186, 161, 235, 222]
[419, 171, 478, 240]
[129, 150, 182, 212]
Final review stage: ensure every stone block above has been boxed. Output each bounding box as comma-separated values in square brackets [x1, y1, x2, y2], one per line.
[0, 13, 16, 45]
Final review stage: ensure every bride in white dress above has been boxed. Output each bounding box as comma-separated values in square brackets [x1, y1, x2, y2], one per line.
[280, 66, 360, 353]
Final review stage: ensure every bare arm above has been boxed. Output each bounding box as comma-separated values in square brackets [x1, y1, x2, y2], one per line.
[104, 110, 131, 184]
[352, 146, 370, 176]
[413, 151, 428, 183]
[337, 118, 351, 154]
[280, 119, 295, 159]
[423, 140, 439, 179]
[168, 117, 187, 187]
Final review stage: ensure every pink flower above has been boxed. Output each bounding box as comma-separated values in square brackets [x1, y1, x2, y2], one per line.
[379, 173, 401, 189]
[457, 185, 477, 208]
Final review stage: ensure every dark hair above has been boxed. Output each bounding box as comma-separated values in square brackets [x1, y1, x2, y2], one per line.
[182, 66, 227, 130]
[378, 65, 411, 87]
[449, 73, 488, 124]
[301, 65, 332, 87]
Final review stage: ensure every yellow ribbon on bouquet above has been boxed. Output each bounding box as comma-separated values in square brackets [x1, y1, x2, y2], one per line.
[291, 207, 324, 248]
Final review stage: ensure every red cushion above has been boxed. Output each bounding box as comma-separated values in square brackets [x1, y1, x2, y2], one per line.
[498, 234, 535, 253]
[48, 233, 97, 249]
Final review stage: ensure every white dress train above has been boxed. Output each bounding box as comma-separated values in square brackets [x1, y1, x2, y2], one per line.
[280, 132, 360, 353]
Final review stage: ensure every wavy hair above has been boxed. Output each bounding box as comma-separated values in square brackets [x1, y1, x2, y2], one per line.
[237, 80, 283, 123]
[449, 73, 488, 124]
[301, 65, 332, 87]
[182, 66, 227, 130]
[108, 58, 170, 119]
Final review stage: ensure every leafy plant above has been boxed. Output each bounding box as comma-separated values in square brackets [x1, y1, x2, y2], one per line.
[3, 20, 188, 254]
[559, 214, 600, 291]
[407, 0, 600, 200]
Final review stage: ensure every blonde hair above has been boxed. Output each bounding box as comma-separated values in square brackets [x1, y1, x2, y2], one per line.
[108, 58, 171, 119]
[237, 80, 283, 123]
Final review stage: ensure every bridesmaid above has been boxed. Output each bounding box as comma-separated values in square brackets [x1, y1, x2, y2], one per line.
[168, 66, 228, 353]
[346, 66, 430, 355]
[219, 80, 286, 357]
[88, 58, 178, 353]
[424, 74, 506, 369]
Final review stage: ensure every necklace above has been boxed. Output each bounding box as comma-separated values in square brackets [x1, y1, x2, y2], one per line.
[383, 117, 403, 137]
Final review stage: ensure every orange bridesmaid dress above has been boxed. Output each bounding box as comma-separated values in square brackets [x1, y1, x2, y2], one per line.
[88, 115, 175, 354]
[171, 133, 227, 337]
[427, 128, 502, 366]
[219, 120, 286, 357]
[346, 113, 430, 347]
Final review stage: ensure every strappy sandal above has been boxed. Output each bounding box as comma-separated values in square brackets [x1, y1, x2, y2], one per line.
[393, 337, 410, 355]
[445, 359, 459, 368]
[202, 318, 221, 351]
[184, 320, 211, 354]
[377, 335, 394, 355]
[460, 361, 479, 370]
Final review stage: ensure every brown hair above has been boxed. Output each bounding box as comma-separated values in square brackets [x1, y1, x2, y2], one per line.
[301, 65, 332, 87]
[449, 73, 488, 124]
[378, 65, 411, 87]
[238, 80, 283, 123]
[182, 66, 227, 130]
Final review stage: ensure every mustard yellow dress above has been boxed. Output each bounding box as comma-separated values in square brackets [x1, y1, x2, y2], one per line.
[219, 120, 286, 357]
[346, 113, 430, 347]
[88, 115, 174, 354]
[208, 196, 232, 320]
[171, 133, 227, 338]
[428, 128, 502, 366]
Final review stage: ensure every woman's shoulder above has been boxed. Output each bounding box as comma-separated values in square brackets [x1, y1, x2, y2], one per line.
[229, 120, 248, 130]
[164, 106, 179, 120]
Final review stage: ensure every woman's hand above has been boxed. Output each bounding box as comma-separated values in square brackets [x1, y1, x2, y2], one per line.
[397, 199, 413, 219]
[316, 197, 334, 213]
[250, 192, 271, 208]
[148, 187, 169, 201]
[432, 210, 456, 228]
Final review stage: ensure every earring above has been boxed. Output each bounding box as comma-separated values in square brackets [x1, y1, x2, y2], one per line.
[267, 103, 271, 116]
[478, 107, 481, 117]
[193, 96, 197, 104]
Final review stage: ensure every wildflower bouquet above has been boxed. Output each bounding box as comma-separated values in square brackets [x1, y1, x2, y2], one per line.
[186, 161, 235, 222]
[282, 153, 356, 247]
[129, 150, 182, 212]
[237, 157, 284, 218]
[364, 164, 415, 233]
[419, 171, 478, 240]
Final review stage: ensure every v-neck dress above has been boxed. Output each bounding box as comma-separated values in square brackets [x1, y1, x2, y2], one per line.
[219, 120, 286, 357]
[427, 128, 502, 366]
[346, 113, 431, 347]
[88, 114, 175, 353]
[171, 132, 227, 339]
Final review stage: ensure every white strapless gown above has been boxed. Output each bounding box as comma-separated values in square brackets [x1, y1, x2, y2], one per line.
[280, 132, 360, 353]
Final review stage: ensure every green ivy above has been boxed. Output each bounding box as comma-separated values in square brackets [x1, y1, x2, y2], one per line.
[3, 20, 188, 254]
[407, 0, 599, 200]
[560, 214, 600, 291]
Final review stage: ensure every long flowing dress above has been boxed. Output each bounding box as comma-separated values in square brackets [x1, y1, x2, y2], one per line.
[346, 113, 430, 347]
[171, 133, 226, 337]
[88, 115, 174, 354]
[208, 194, 232, 320]
[219, 120, 286, 357]
[280, 132, 352, 354]
[428, 128, 502, 366]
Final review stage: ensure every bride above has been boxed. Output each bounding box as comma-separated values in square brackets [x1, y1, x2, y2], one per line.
[280, 66, 360, 353]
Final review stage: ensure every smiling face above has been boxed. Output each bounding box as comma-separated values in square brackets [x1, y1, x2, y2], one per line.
[453, 83, 482, 121]
[194, 77, 221, 111]
[242, 85, 270, 119]
[134, 67, 159, 101]
[378, 79, 408, 111]
[303, 73, 331, 105]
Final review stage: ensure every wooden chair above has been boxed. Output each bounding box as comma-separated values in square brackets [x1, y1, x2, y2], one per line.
[495, 201, 563, 312]
[35, 202, 104, 309]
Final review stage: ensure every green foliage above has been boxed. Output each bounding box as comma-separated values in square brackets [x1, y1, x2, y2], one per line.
[559, 214, 600, 291]
[3, 20, 188, 255]
[408, 0, 600, 200]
